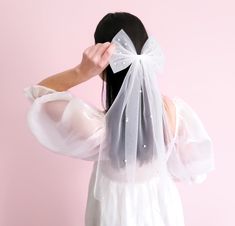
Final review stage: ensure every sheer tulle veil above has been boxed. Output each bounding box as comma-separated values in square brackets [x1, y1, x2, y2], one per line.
[93, 29, 176, 221]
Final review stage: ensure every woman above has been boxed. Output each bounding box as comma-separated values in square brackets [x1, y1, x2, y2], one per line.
[23, 12, 215, 226]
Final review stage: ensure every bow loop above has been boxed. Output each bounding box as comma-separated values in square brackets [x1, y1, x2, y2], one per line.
[108, 29, 165, 74]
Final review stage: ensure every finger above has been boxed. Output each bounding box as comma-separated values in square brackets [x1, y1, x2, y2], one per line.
[100, 43, 116, 66]
[93, 42, 111, 58]
[85, 43, 109, 61]
[85, 44, 100, 57]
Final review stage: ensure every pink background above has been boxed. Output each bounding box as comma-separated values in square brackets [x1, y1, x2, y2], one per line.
[1, 0, 234, 226]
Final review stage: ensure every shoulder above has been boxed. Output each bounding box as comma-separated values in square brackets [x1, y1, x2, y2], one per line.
[162, 95, 175, 111]
[162, 94, 176, 117]
[162, 94, 177, 135]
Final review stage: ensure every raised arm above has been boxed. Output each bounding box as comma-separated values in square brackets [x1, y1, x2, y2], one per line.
[37, 42, 116, 91]
[23, 42, 116, 160]
[37, 67, 87, 92]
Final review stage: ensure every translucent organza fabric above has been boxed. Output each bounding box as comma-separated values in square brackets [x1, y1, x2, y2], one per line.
[23, 84, 215, 226]
[23, 85, 105, 161]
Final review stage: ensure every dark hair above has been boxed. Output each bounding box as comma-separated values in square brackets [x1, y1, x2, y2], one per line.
[94, 12, 148, 112]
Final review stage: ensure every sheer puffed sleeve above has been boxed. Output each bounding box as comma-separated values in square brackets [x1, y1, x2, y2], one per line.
[23, 85, 105, 161]
[167, 97, 216, 184]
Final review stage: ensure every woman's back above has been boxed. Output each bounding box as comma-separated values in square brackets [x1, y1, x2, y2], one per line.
[23, 11, 215, 226]
[23, 84, 215, 226]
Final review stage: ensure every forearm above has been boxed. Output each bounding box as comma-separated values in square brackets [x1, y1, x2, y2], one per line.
[37, 42, 115, 91]
[37, 65, 87, 91]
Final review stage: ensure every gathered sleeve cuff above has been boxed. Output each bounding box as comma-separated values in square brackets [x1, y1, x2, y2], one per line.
[23, 85, 105, 161]
[167, 97, 216, 184]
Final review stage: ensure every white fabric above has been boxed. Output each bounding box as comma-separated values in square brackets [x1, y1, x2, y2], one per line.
[94, 29, 176, 214]
[23, 85, 105, 161]
[91, 29, 215, 225]
[23, 84, 215, 226]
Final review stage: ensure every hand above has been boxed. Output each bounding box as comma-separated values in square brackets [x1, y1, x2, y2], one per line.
[76, 42, 116, 81]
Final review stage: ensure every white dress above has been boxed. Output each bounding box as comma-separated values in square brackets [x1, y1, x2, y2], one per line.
[23, 85, 215, 226]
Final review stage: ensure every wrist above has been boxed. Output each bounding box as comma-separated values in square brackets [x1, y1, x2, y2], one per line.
[73, 64, 87, 84]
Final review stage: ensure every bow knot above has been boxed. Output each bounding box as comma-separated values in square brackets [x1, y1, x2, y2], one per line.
[134, 54, 146, 61]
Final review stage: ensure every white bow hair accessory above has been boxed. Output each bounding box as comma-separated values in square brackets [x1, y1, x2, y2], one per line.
[108, 28, 165, 74]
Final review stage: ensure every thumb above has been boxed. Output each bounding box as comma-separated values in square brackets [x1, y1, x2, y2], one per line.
[100, 43, 116, 66]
